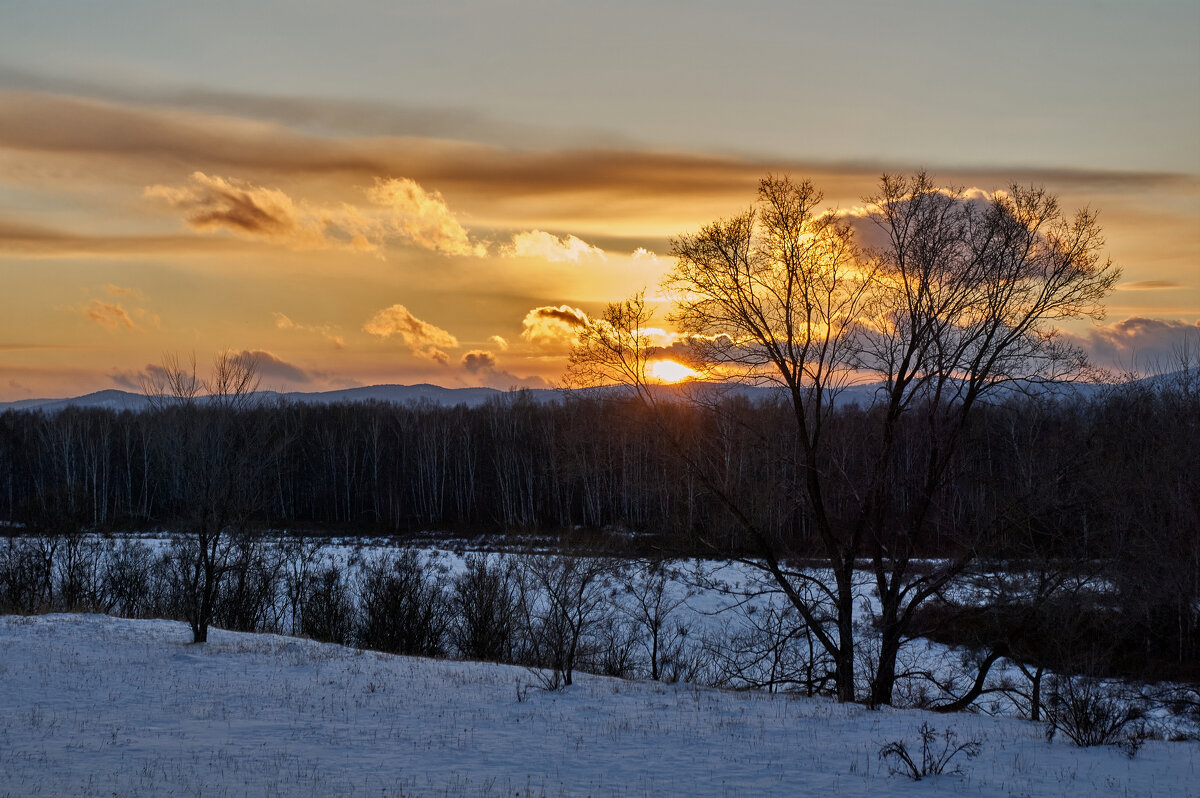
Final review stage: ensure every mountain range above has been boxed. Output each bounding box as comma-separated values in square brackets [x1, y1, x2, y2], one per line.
[0, 374, 1144, 414]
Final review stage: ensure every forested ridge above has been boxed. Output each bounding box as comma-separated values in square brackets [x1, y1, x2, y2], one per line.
[0, 382, 1192, 542]
[0, 373, 1197, 682]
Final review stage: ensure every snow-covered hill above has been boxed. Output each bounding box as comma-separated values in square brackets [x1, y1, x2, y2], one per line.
[0, 614, 1193, 797]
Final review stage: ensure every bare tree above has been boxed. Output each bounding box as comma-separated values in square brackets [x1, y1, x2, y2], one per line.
[618, 560, 692, 681]
[146, 351, 267, 643]
[520, 553, 614, 687]
[570, 173, 1118, 704]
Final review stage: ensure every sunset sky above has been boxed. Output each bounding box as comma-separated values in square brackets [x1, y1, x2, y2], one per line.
[1, 0, 1197, 400]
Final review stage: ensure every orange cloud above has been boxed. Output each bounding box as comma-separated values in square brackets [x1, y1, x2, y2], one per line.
[145, 172, 347, 250]
[83, 300, 139, 332]
[521, 305, 591, 348]
[363, 304, 458, 364]
[1119, 280, 1187, 291]
[503, 230, 606, 263]
[147, 172, 489, 257]
[366, 178, 486, 257]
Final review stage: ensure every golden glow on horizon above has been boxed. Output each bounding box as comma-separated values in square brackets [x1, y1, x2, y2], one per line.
[647, 359, 699, 384]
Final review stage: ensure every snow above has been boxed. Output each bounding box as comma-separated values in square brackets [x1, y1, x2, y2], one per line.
[1, 614, 1194, 797]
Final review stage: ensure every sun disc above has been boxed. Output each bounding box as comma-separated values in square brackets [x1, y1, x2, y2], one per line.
[648, 359, 698, 384]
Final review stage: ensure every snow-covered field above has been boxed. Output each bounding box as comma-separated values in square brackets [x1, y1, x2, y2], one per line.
[1, 614, 1194, 797]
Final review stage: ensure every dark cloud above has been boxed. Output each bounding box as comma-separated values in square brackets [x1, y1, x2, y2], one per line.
[109, 363, 171, 391]
[0, 65, 624, 149]
[145, 172, 301, 237]
[461, 350, 497, 373]
[3, 91, 1192, 208]
[459, 348, 550, 389]
[112, 353, 313, 390]
[231, 350, 311, 384]
[0, 218, 252, 258]
[1065, 317, 1200, 371]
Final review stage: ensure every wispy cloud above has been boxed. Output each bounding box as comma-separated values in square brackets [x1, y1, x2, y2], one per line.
[1118, 280, 1186, 291]
[0, 218, 252, 258]
[274, 312, 345, 349]
[83, 300, 139, 332]
[6, 91, 1196, 208]
[363, 304, 458, 364]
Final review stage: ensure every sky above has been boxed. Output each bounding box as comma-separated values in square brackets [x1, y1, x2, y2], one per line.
[1, 0, 1198, 399]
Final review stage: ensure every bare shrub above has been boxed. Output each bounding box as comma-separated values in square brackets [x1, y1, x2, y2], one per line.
[280, 535, 327, 636]
[1150, 684, 1200, 742]
[357, 549, 449, 656]
[878, 723, 984, 780]
[619, 561, 694, 681]
[0, 536, 53, 613]
[450, 552, 519, 662]
[706, 599, 833, 695]
[215, 535, 287, 633]
[519, 554, 614, 687]
[589, 615, 641, 678]
[103, 538, 159, 618]
[300, 563, 354, 645]
[1044, 674, 1146, 750]
[53, 533, 110, 612]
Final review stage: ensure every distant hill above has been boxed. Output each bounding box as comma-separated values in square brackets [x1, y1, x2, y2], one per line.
[0, 372, 1172, 414]
[0, 389, 152, 413]
[0, 384, 562, 413]
[277, 383, 561, 408]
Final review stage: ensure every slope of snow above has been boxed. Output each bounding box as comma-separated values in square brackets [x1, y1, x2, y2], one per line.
[0, 614, 1193, 797]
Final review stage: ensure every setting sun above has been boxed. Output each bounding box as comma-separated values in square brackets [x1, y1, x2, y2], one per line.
[647, 359, 699, 384]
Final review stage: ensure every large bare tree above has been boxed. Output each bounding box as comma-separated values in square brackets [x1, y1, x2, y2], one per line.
[569, 173, 1118, 704]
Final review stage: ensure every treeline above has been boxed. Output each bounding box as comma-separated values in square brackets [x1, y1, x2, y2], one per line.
[0, 394, 716, 542]
[0, 385, 1194, 551]
[0, 379, 1196, 675]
